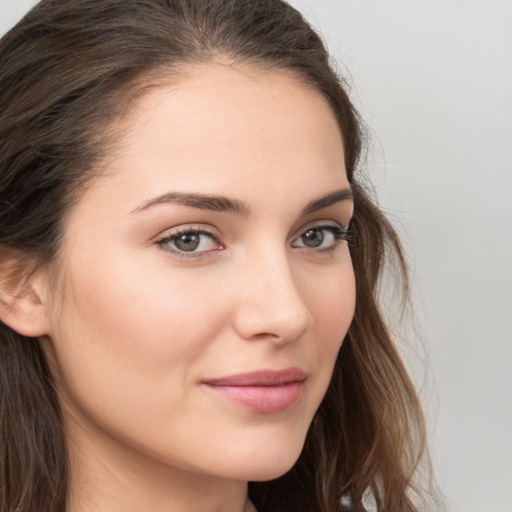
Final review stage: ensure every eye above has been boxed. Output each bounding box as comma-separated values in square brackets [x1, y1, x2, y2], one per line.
[156, 227, 222, 256]
[292, 224, 349, 251]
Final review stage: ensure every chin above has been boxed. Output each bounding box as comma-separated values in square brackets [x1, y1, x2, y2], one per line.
[219, 434, 306, 482]
[245, 459, 300, 483]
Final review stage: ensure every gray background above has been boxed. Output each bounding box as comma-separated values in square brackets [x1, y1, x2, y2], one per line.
[1, 0, 511, 510]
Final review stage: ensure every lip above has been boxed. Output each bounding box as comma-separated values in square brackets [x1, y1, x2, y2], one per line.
[201, 367, 306, 413]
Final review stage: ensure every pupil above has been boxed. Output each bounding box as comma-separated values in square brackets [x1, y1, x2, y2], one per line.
[303, 229, 324, 247]
[175, 233, 200, 251]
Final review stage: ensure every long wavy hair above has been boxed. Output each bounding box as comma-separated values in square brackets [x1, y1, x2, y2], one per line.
[0, 1, 433, 510]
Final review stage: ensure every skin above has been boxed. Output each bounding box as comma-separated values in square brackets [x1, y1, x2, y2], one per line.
[36, 63, 356, 512]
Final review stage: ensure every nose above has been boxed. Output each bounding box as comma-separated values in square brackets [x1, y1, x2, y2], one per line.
[230, 249, 313, 344]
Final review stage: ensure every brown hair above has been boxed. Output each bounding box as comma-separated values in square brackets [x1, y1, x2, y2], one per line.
[0, 1, 432, 511]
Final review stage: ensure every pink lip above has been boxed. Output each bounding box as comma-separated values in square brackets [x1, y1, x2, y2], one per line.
[201, 367, 306, 413]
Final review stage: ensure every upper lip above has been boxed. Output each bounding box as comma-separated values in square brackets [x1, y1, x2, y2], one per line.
[202, 367, 307, 387]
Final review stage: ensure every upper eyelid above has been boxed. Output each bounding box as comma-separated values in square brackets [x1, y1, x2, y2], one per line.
[158, 220, 346, 238]
[156, 223, 220, 240]
[156, 219, 348, 241]
[301, 220, 347, 230]
[291, 219, 348, 240]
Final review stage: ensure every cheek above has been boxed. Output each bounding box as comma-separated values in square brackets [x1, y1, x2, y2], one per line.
[62, 252, 224, 356]
[307, 258, 355, 347]
[295, 256, 355, 409]
[47, 251, 229, 425]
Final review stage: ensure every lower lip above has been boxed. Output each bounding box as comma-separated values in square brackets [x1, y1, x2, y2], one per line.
[203, 381, 304, 413]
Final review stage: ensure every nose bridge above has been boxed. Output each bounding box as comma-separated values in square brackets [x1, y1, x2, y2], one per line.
[232, 242, 313, 342]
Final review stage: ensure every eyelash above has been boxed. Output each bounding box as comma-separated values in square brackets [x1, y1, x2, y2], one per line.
[156, 226, 221, 259]
[155, 223, 351, 259]
[293, 224, 351, 253]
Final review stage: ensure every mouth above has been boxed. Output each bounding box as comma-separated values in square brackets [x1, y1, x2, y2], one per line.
[201, 367, 306, 413]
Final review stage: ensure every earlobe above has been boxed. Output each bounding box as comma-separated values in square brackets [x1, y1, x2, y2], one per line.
[0, 261, 51, 338]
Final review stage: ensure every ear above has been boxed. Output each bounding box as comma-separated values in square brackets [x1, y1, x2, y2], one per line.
[0, 256, 51, 338]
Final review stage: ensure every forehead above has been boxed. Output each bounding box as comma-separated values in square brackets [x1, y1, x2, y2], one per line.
[75, 63, 348, 220]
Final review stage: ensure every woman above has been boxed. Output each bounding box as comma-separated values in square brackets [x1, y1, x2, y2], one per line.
[0, 0, 433, 511]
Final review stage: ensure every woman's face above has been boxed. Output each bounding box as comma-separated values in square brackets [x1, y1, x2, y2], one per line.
[40, 63, 355, 483]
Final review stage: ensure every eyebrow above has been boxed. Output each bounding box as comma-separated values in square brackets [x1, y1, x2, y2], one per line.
[131, 192, 251, 216]
[302, 188, 353, 215]
[131, 187, 353, 217]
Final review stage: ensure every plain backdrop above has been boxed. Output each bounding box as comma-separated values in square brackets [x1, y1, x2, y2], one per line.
[1, 1, 511, 511]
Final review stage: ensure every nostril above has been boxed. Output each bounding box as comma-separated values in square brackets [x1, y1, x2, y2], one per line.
[249, 332, 280, 341]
